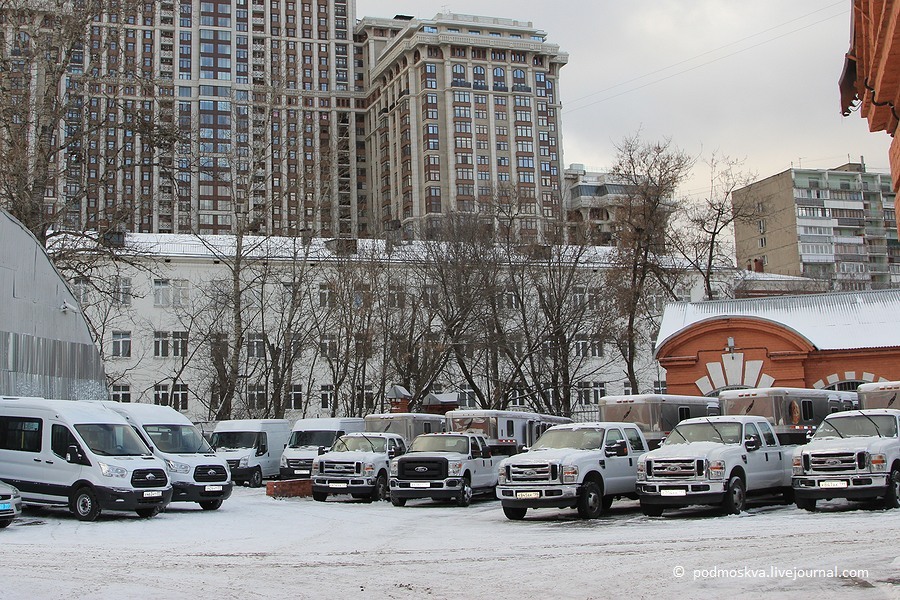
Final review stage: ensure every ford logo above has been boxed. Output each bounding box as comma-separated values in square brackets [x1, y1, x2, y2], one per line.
[667, 465, 680, 472]
[826, 459, 841, 466]
[147, 473, 156, 481]
[415, 466, 428, 472]
[208, 469, 217, 476]
[523, 469, 536, 476]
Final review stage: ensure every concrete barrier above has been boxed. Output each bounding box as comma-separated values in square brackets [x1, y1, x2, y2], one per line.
[266, 478, 313, 498]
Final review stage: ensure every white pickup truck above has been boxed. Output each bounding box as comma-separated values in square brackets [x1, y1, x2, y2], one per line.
[496, 422, 648, 520]
[389, 432, 495, 507]
[792, 409, 900, 511]
[311, 432, 408, 503]
[637, 415, 793, 516]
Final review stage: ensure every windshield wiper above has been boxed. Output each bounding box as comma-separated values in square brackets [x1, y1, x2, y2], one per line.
[856, 411, 884, 438]
[704, 419, 727, 443]
[826, 420, 845, 438]
[356, 433, 378, 452]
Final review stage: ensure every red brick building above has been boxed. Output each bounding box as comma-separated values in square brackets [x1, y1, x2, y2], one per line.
[655, 290, 900, 397]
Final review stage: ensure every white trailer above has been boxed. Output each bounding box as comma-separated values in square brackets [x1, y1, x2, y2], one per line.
[445, 409, 573, 456]
[598, 394, 719, 449]
[857, 381, 900, 409]
[364, 413, 446, 444]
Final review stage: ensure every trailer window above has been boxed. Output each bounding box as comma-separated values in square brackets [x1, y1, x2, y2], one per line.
[678, 406, 691, 421]
[801, 400, 813, 421]
[506, 420, 514, 438]
[424, 422, 432, 434]
[0, 417, 42, 453]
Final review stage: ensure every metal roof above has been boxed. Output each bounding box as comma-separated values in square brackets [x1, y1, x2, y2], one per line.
[656, 289, 900, 353]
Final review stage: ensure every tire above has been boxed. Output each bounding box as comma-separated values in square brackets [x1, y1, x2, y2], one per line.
[71, 486, 101, 522]
[199, 499, 223, 511]
[502, 506, 527, 520]
[641, 503, 665, 517]
[312, 491, 328, 502]
[370, 473, 388, 502]
[136, 506, 160, 518]
[249, 468, 263, 489]
[577, 480, 604, 519]
[721, 475, 746, 515]
[456, 475, 473, 507]
[602, 495, 614, 511]
[883, 468, 900, 509]
[795, 497, 816, 511]
[390, 496, 407, 507]
[0, 519, 11, 528]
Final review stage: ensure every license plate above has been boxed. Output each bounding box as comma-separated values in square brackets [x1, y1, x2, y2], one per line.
[0, 502, 9, 511]
[143, 490, 163, 498]
[820, 480, 848, 489]
[516, 491, 540, 500]
[660, 489, 687, 497]
[295, 470, 310, 475]
[410, 481, 430, 488]
[204, 485, 223, 492]
[329, 482, 348, 489]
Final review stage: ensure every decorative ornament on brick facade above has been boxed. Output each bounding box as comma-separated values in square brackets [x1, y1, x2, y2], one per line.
[694, 352, 775, 396]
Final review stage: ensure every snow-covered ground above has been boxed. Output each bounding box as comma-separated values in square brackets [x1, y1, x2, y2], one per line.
[1, 488, 898, 599]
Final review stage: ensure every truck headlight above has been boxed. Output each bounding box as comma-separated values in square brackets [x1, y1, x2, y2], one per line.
[498, 465, 507, 484]
[562, 465, 578, 484]
[869, 453, 887, 472]
[364, 462, 375, 476]
[707, 460, 725, 480]
[280, 454, 288, 467]
[636, 460, 646, 481]
[98, 462, 128, 478]
[165, 459, 192, 474]
[448, 461, 463, 477]
[792, 455, 804, 475]
[390, 459, 398, 477]
[239, 455, 249, 468]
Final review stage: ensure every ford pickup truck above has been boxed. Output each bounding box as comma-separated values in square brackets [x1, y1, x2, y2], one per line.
[496, 422, 648, 520]
[792, 409, 900, 511]
[389, 432, 495, 507]
[637, 415, 793, 516]
[311, 432, 407, 502]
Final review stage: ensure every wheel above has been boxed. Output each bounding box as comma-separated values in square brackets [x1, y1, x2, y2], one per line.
[390, 496, 407, 507]
[641, 503, 665, 517]
[249, 468, 263, 488]
[577, 480, 604, 519]
[721, 475, 746, 515]
[71, 486, 101, 522]
[136, 506, 160, 518]
[602, 495, 614, 511]
[199, 499, 223, 511]
[781, 487, 795, 505]
[312, 491, 328, 502]
[369, 473, 388, 502]
[883, 468, 900, 509]
[0, 519, 11, 528]
[502, 506, 527, 520]
[795, 497, 816, 511]
[456, 475, 473, 507]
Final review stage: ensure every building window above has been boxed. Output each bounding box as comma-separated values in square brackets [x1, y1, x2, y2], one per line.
[247, 334, 266, 358]
[623, 381, 633, 395]
[289, 385, 304, 410]
[172, 331, 188, 357]
[154, 384, 170, 406]
[154, 331, 170, 357]
[320, 384, 333, 409]
[172, 383, 189, 411]
[111, 331, 131, 357]
[114, 277, 132, 305]
[111, 384, 131, 403]
[247, 384, 267, 410]
[154, 279, 189, 307]
[653, 380, 667, 394]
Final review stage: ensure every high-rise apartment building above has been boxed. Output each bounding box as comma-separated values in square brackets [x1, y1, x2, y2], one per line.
[733, 163, 900, 291]
[2, 3, 567, 242]
[356, 14, 568, 241]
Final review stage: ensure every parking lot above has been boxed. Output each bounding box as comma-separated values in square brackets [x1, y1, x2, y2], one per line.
[1, 487, 898, 599]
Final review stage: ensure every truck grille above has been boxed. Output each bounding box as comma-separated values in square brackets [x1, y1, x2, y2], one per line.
[648, 459, 704, 479]
[131, 468, 168, 488]
[807, 452, 865, 473]
[287, 458, 314, 470]
[508, 463, 557, 482]
[226, 459, 240, 470]
[194, 464, 229, 483]
[322, 461, 361, 476]
[398, 458, 447, 480]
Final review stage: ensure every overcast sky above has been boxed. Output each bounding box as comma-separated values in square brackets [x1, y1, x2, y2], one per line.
[356, 0, 889, 199]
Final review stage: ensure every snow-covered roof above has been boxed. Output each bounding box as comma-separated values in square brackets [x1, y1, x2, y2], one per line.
[656, 289, 900, 352]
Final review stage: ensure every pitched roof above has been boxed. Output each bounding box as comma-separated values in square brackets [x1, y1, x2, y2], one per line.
[656, 289, 900, 353]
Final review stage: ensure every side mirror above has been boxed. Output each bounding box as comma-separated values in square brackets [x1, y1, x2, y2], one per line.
[317, 445, 327, 456]
[744, 437, 760, 452]
[256, 446, 268, 456]
[483, 448, 492, 459]
[388, 448, 396, 459]
[605, 439, 628, 457]
[66, 444, 85, 465]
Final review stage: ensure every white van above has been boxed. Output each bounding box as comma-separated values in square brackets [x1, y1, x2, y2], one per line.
[103, 402, 233, 510]
[280, 417, 365, 479]
[211, 419, 291, 487]
[0, 397, 172, 521]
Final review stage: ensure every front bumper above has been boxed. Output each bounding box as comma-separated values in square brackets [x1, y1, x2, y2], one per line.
[171, 481, 234, 503]
[496, 484, 580, 509]
[390, 478, 463, 500]
[95, 485, 173, 512]
[313, 477, 376, 496]
[793, 474, 889, 500]
[637, 480, 727, 506]
[0, 497, 22, 521]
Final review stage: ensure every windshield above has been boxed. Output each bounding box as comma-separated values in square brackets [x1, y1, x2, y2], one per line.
[410, 435, 470, 454]
[332, 435, 386, 453]
[814, 415, 899, 439]
[210, 431, 258, 450]
[531, 428, 605, 450]
[145, 424, 212, 453]
[74, 423, 151, 456]
[664, 422, 743, 445]
[288, 430, 338, 448]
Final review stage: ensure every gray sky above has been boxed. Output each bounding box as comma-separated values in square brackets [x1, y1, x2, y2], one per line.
[356, 0, 889, 199]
